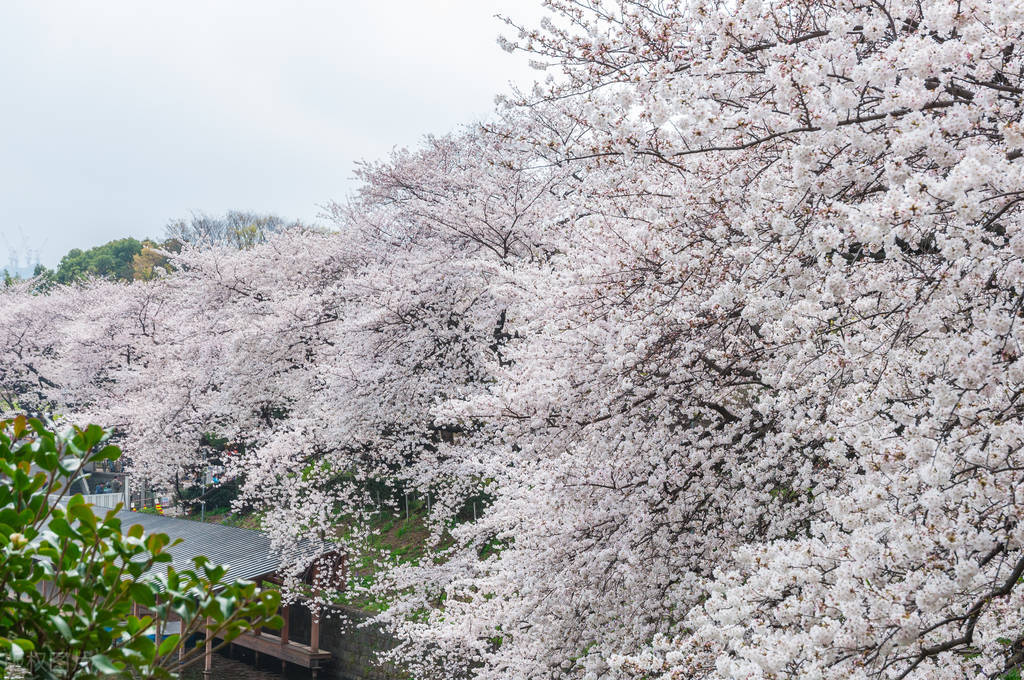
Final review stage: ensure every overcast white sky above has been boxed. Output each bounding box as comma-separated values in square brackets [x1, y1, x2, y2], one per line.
[0, 1, 542, 268]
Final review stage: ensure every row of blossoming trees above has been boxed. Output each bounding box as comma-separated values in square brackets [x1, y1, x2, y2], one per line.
[3, 1, 1024, 678]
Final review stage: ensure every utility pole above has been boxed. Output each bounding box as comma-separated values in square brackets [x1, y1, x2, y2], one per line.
[200, 463, 208, 522]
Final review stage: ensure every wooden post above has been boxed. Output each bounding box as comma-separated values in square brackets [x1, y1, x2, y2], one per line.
[177, 613, 184, 664]
[202, 618, 213, 680]
[310, 612, 320, 654]
[279, 604, 290, 673]
[152, 598, 161, 652]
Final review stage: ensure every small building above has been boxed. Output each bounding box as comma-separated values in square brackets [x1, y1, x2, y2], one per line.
[118, 510, 341, 679]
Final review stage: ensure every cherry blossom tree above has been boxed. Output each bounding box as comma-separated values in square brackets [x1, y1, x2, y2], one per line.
[2, 1, 1023, 678]
[0, 129, 556, 592]
[378, 1, 1024, 679]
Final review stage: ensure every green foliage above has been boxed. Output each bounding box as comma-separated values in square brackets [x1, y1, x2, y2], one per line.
[55, 238, 144, 284]
[49, 237, 178, 285]
[0, 416, 282, 679]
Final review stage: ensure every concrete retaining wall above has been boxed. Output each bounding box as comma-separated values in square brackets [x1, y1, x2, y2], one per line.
[286, 605, 401, 680]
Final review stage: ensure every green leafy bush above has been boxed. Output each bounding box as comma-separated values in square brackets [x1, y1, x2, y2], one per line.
[0, 416, 282, 679]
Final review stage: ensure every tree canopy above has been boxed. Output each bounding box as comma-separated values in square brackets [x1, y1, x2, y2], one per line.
[1, 1, 1023, 679]
[53, 238, 144, 284]
[163, 211, 304, 250]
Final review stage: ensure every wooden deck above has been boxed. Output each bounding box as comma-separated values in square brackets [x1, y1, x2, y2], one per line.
[228, 631, 331, 669]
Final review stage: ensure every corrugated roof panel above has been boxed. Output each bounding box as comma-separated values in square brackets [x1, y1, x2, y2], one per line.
[113, 511, 313, 584]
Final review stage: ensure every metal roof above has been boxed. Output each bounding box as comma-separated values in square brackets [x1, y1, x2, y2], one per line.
[114, 511, 314, 584]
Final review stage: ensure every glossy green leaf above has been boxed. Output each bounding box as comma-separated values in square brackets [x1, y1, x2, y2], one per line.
[91, 653, 124, 676]
[157, 633, 180, 657]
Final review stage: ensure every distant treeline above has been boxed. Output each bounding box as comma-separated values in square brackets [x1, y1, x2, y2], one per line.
[4, 211, 305, 286]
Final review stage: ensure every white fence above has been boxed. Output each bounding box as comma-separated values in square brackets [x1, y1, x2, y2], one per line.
[50, 491, 128, 510]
